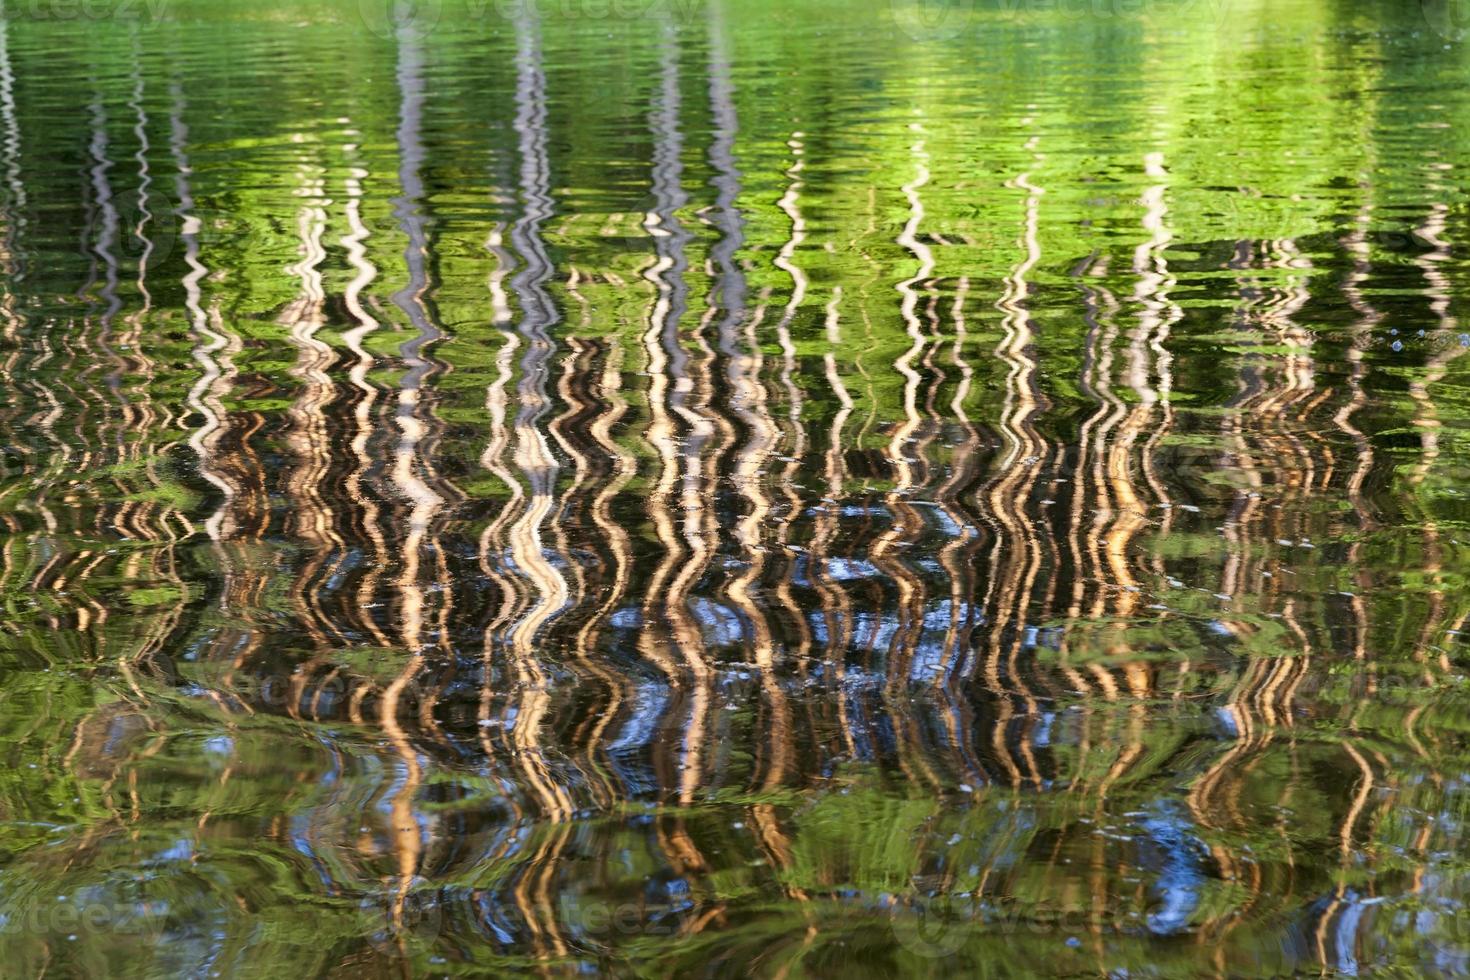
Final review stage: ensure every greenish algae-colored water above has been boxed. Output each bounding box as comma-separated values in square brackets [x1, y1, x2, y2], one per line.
[1, 0, 1469, 975]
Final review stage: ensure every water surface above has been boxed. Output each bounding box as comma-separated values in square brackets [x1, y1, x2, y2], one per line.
[1, 0, 1469, 975]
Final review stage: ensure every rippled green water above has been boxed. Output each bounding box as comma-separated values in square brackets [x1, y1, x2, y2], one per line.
[1, 0, 1469, 975]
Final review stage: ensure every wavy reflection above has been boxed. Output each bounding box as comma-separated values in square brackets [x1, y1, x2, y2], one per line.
[0, 6, 1467, 977]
